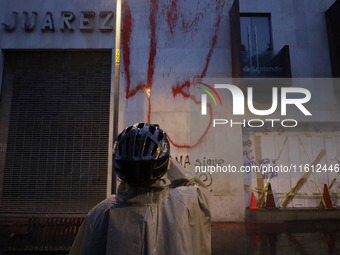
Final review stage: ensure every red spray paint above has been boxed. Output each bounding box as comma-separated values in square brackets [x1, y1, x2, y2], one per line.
[122, 0, 226, 149]
[165, 0, 178, 35]
[123, 0, 158, 123]
[169, 0, 226, 149]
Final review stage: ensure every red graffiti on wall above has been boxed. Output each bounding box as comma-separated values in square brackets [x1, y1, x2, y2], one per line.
[122, 0, 225, 149]
[243, 140, 252, 148]
[242, 139, 254, 160]
[163, 0, 178, 35]
[123, 0, 157, 122]
[162, 0, 204, 34]
[171, 81, 213, 149]
[243, 150, 254, 161]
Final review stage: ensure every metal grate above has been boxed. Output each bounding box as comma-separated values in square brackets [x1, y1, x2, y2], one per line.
[0, 51, 111, 214]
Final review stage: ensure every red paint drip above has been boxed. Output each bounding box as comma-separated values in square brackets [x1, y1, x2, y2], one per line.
[166, 0, 178, 35]
[182, 13, 203, 33]
[168, 95, 213, 149]
[200, 34, 217, 78]
[200, 0, 224, 78]
[123, 0, 158, 123]
[127, 83, 147, 98]
[172, 81, 191, 98]
[122, 1, 132, 97]
[122, 0, 226, 149]
[147, 0, 158, 122]
[148, 0, 158, 90]
[163, 0, 203, 35]
[169, 0, 226, 149]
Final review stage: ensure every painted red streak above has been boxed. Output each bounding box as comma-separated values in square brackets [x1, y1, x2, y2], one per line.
[163, 1, 202, 34]
[172, 81, 191, 98]
[200, 0, 225, 78]
[123, 0, 158, 123]
[168, 95, 213, 149]
[148, 0, 158, 90]
[122, 0, 225, 149]
[171, 81, 209, 149]
[165, 0, 178, 35]
[182, 13, 203, 33]
[122, 1, 132, 95]
[169, 0, 225, 149]
[200, 34, 217, 78]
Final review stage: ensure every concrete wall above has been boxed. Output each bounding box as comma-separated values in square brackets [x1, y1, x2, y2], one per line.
[0, 0, 116, 49]
[238, 0, 340, 212]
[240, 0, 335, 77]
[238, 0, 340, 123]
[0, 0, 339, 222]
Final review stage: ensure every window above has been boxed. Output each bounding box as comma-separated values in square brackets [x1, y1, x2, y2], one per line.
[240, 14, 273, 53]
[326, 1, 340, 81]
[240, 14, 273, 71]
[229, 0, 291, 79]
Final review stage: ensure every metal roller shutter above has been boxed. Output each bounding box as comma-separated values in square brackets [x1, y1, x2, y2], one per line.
[0, 51, 111, 214]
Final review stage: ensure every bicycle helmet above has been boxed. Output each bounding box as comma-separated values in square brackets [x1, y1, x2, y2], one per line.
[113, 123, 170, 184]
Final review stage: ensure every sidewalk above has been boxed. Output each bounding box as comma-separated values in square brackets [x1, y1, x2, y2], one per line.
[1, 219, 340, 254]
[212, 220, 340, 255]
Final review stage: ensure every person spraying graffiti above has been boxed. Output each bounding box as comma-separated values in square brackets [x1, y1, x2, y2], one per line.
[69, 123, 211, 255]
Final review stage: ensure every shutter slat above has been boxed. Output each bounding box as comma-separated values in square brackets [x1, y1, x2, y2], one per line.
[1, 51, 110, 214]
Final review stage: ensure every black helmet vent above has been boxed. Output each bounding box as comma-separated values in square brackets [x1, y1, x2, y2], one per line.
[157, 131, 163, 141]
[114, 122, 170, 184]
[137, 123, 145, 129]
[126, 126, 133, 133]
[149, 125, 156, 134]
